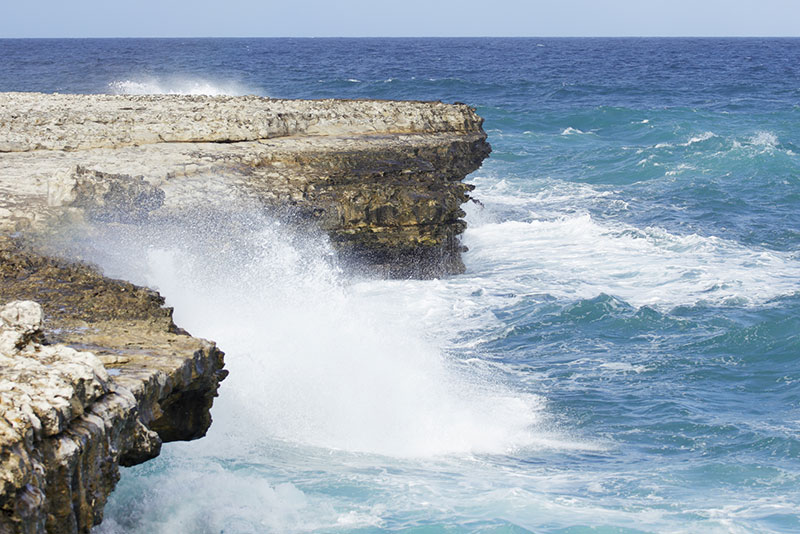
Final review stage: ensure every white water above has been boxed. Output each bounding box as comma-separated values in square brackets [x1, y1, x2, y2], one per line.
[82, 179, 800, 533]
[462, 213, 800, 309]
[459, 177, 800, 310]
[75, 212, 544, 458]
[108, 76, 256, 96]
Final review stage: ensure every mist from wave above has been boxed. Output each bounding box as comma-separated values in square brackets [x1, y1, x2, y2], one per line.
[70, 209, 547, 460]
[108, 76, 259, 96]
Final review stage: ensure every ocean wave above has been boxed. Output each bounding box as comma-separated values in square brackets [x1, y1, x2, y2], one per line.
[461, 213, 800, 309]
[665, 163, 697, 176]
[748, 131, 779, 147]
[561, 127, 588, 136]
[464, 176, 625, 225]
[683, 131, 718, 146]
[64, 208, 547, 459]
[731, 130, 781, 154]
[640, 129, 795, 172]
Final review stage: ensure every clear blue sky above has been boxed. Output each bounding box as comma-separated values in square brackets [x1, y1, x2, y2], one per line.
[3, 0, 799, 38]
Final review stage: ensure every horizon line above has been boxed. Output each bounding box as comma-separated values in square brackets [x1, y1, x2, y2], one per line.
[2, 35, 800, 40]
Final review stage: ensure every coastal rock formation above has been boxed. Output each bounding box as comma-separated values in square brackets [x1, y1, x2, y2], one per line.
[0, 92, 490, 277]
[0, 92, 489, 532]
[0, 237, 226, 533]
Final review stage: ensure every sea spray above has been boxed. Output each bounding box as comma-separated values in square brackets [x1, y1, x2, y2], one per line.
[66, 206, 552, 532]
[60, 204, 545, 455]
[108, 76, 256, 96]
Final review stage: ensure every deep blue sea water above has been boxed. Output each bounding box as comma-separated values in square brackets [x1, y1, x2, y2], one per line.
[2, 38, 799, 533]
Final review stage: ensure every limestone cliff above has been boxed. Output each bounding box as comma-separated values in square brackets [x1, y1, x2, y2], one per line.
[0, 92, 490, 533]
[0, 92, 490, 277]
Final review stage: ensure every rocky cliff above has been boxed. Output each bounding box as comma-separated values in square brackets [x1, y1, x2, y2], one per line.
[0, 236, 227, 534]
[0, 92, 490, 277]
[0, 92, 490, 533]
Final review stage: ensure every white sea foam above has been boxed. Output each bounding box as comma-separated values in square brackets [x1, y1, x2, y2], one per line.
[683, 131, 717, 146]
[561, 127, 587, 136]
[71, 210, 545, 458]
[651, 132, 717, 151]
[748, 130, 779, 148]
[665, 163, 696, 176]
[598, 361, 649, 374]
[460, 213, 800, 309]
[108, 77, 255, 96]
[95, 468, 316, 533]
[463, 176, 623, 226]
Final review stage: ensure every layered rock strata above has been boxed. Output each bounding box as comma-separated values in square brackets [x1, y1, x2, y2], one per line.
[0, 237, 226, 533]
[0, 92, 490, 532]
[0, 92, 490, 277]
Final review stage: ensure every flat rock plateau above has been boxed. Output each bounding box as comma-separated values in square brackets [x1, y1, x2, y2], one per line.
[0, 92, 490, 533]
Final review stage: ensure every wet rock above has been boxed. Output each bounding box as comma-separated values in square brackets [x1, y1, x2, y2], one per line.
[47, 165, 164, 223]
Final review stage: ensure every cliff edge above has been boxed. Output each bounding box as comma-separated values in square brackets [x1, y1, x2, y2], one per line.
[0, 92, 490, 277]
[0, 236, 226, 534]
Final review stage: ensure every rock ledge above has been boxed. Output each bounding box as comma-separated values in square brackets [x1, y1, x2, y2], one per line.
[0, 93, 491, 277]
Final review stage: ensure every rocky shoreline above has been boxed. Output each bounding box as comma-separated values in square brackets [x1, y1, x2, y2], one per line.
[0, 92, 490, 533]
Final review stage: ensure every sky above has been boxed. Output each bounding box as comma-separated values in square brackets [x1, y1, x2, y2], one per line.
[2, 0, 800, 38]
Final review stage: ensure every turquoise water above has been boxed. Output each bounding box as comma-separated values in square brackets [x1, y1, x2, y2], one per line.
[2, 38, 799, 533]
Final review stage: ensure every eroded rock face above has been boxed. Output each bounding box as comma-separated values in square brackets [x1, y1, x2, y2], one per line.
[0, 238, 226, 534]
[0, 92, 490, 277]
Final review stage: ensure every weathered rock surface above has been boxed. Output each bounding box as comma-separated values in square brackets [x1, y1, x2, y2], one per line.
[0, 236, 226, 533]
[0, 92, 489, 532]
[0, 92, 490, 277]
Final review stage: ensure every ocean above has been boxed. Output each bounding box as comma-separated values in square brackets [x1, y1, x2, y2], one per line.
[1, 38, 799, 533]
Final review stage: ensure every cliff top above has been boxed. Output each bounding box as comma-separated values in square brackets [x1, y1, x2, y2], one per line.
[0, 92, 484, 152]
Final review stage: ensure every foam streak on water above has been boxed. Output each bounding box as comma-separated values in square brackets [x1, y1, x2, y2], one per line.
[463, 211, 800, 309]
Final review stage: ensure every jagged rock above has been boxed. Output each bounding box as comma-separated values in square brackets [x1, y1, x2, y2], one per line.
[0, 301, 44, 353]
[0, 239, 226, 534]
